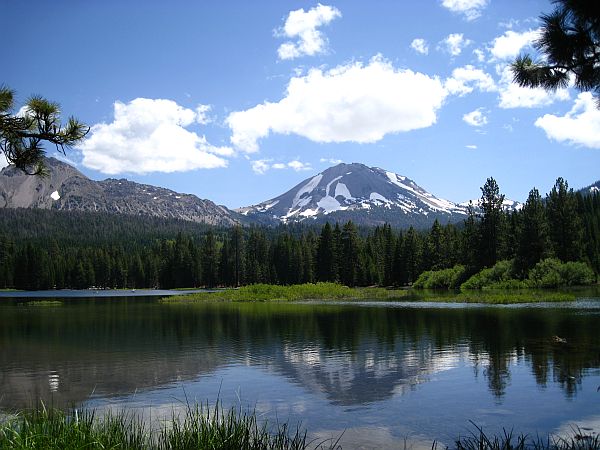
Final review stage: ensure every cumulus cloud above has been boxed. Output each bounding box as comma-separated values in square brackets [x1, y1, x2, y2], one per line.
[227, 56, 447, 152]
[444, 65, 496, 96]
[251, 159, 312, 174]
[497, 66, 570, 108]
[320, 157, 343, 165]
[276, 4, 341, 60]
[441, 0, 488, 21]
[439, 33, 472, 56]
[463, 108, 488, 126]
[410, 38, 429, 55]
[79, 98, 231, 174]
[473, 48, 485, 62]
[489, 29, 540, 60]
[535, 93, 600, 149]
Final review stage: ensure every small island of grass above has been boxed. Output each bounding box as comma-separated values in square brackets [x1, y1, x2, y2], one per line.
[161, 282, 407, 303]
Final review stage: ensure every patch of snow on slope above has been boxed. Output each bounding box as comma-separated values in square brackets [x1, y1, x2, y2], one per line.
[291, 174, 323, 210]
[335, 182, 353, 199]
[317, 195, 343, 214]
[260, 200, 279, 211]
[369, 192, 389, 203]
[50, 191, 60, 201]
[386, 171, 459, 213]
[591, 186, 599, 193]
[299, 208, 319, 217]
[325, 176, 342, 196]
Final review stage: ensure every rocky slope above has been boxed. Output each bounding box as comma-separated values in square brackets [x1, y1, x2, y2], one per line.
[0, 157, 242, 226]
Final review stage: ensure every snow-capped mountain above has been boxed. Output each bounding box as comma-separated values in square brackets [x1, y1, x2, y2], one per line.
[459, 198, 523, 212]
[237, 163, 470, 228]
[580, 180, 600, 195]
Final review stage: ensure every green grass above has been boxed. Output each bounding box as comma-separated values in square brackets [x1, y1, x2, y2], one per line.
[161, 282, 407, 303]
[161, 282, 578, 305]
[1, 407, 597, 450]
[18, 300, 63, 307]
[406, 289, 576, 304]
[454, 289, 576, 304]
[449, 422, 600, 450]
[0, 403, 332, 450]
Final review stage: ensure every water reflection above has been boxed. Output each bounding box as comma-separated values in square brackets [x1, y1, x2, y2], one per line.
[0, 298, 599, 444]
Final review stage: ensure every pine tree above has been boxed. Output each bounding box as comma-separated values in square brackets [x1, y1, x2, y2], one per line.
[546, 178, 584, 261]
[511, 1, 600, 106]
[316, 222, 338, 282]
[339, 221, 359, 286]
[479, 177, 505, 268]
[0, 86, 88, 174]
[201, 231, 219, 287]
[516, 188, 551, 275]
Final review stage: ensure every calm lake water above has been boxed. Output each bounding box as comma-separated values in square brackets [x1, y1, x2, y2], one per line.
[1, 293, 600, 449]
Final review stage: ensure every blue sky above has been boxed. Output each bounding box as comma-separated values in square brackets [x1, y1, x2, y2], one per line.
[3, 0, 600, 208]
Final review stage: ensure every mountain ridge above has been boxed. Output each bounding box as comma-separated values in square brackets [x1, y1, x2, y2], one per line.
[0, 157, 243, 226]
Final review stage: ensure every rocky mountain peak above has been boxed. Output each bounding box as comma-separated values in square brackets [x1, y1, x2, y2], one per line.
[0, 157, 241, 226]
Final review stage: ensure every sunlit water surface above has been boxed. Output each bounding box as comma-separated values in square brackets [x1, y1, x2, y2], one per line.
[1, 293, 599, 449]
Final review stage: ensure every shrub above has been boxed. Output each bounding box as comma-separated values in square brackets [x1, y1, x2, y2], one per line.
[461, 260, 515, 290]
[528, 258, 596, 288]
[413, 265, 467, 289]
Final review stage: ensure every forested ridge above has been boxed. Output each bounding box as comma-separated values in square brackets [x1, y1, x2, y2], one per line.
[0, 178, 598, 290]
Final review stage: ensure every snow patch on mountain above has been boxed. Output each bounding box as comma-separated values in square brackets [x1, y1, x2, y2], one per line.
[334, 182, 353, 199]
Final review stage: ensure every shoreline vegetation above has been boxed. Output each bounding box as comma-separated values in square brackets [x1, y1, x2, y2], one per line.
[0, 405, 598, 450]
[160, 282, 584, 304]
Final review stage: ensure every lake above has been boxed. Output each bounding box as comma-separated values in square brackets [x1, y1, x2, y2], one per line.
[1, 293, 599, 449]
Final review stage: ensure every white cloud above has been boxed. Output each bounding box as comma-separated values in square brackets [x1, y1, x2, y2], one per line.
[287, 160, 313, 171]
[535, 92, 600, 149]
[411, 38, 429, 55]
[463, 108, 488, 126]
[320, 157, 343, 165]
[276, 4, 341, 60]
[439, 33, 472, 56]
[444, 65, 496, 96]
[441, 0, 488, 21]
[227, 56, 447, 152]
[251, 159, 271, 174]
[195, 104, 212, 124]
[497, 65, 570, 108]
[489, 29, 540, 60]
[79, 98, 230, 174]
[251, 159, 312, 174]
[466, 144, 478, 149]
[473, 48, 485, 62]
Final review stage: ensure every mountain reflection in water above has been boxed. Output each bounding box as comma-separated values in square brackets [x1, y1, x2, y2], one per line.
[1, 297, 599, 445]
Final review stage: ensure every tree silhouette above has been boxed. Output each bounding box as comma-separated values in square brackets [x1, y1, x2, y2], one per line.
[511, 1, 600, 105]
[0, 86, 88, 175]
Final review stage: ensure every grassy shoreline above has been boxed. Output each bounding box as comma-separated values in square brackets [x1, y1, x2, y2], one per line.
[0, 406, 597, 450]
[159, 282, 586, 304]
[160, 282, 408, 303]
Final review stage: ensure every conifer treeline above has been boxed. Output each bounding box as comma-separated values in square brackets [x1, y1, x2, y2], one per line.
[0, 178, 598, 290]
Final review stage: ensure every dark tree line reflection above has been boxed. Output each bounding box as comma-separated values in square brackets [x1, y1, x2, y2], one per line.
[0, 299, 599, 410]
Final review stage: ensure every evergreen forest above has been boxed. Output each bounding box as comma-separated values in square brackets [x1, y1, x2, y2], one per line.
[0, 177, 598, 290]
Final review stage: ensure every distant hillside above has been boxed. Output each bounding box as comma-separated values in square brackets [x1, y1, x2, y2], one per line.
[0, 157, 244, 227]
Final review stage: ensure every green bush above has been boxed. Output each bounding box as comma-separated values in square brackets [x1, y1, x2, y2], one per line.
[461, 260, 515, 290]
[413, 265, 467, 289]
[528, 258, 596, 288]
